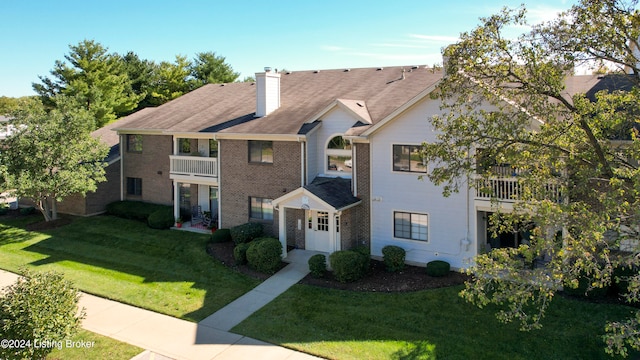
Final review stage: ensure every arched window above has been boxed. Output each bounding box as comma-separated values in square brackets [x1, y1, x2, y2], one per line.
[326, 136, 352, 174]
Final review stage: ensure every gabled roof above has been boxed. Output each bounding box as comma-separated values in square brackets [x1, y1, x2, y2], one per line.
[113, 66, 444, 136]
[272, 176, 361, 212]
[93, 107, 157, 163]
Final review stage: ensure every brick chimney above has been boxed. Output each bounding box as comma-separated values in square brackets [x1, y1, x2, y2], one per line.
[256, 67, 281, 117]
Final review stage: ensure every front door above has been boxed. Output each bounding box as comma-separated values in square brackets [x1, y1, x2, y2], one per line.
[306, 210, 333, 252]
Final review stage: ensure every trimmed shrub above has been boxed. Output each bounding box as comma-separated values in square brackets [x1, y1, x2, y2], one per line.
[246, 237, 282, 274]
[20, 206, 35, 215]
[308, 254, 327, 278]
[230, 222, 263, 244]
[0, 270, 85, 360]
[330, 250, 368, 283]
[352, 245, 371, 270]
[107, 201, 167, 221]
[426, 260, 450, 277]
[382, 245, 406, 272]
[233, 243, 251, 265]
[147, 207, 175, 229]
[210, 228, 232, 243]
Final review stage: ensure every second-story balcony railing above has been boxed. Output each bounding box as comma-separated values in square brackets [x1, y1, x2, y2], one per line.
[169, 155, 217, 180]
[474, 176, 563, 203]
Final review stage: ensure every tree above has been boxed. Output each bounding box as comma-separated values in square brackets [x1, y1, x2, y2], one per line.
[33, 40, 142, 128]
[120, 51, 156, 111]
[422, 0, 640, 356]
[0, 270, 85, 360]
[1, 96, 108, 222]
[191, 51, 240, 85]
[147, 55, 195, 106]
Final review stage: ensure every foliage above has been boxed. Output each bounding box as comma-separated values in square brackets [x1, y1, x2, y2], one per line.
[426, 260, 451, 277]
[382, 245, 406, 272]
[147, 55, 196, 106]
[233, 243, 251, 265]
[147, 207, 174, 230]
[106, 201, 170, 224]
[420, 0, 640, 355]
[246, 237, 282, 274]
[32, 40, 142, 128]
[190, 51, 240, 85]
[308, 254, 327, 278]
[0, 270, 85, 360]
[1, 97, 108, 222]
[19, 207, 35, 216]
[230, 222, 263, 244]
[210, 228, 232, 243]
[329, 250, 369, 283]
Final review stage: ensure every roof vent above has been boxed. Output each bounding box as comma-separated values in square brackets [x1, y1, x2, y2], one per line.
[376, 67, 384, 71]
[264, 66, 272, 72]
[285, 71, 292, 75]
[412, 66, 420, 70]
[314, 70, 320, 73]
[344, 69, 351, 72]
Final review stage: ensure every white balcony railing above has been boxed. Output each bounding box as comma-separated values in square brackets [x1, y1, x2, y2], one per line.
[169, 155, 217, 179]
[474, 176, 563, 203]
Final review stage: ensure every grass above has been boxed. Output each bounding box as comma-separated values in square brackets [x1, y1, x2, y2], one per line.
[46, 329, 143, 360]
[233, 284, 639, 360]
[0, 214, 258, 321]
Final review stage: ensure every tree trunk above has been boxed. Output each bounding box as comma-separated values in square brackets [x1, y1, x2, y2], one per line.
[39, 197, 52, 222]
[51, 199, 58, 221]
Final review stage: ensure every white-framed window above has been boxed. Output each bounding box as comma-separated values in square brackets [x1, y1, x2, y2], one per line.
[326, 135, 352, 174]
[126, 177, 142, 196]
[127, 135, 143, 153]
[250, 197, 273, 221]
[393, 145, 426, 173]
[394, 211, 428, 241]
[249, 141, 273, 163]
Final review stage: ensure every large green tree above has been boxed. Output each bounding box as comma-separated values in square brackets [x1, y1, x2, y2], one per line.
[147, 55, 195, 106]
[190, 51, 240, 85]
[1, 97, 108, 222]
[422, 0, 640, 356]
[33, 40, 142, 128]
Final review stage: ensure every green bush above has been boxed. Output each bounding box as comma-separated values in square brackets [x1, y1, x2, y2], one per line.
[19, 206, 35, 215]
[352, 245, 371, 270]
[230, 222, 263, 244]
[0, 270, 85, 360]
[246, 237, 282, 274]
[382, 245, 406, 272]
[563, 274, 609, 299]
[308, 254, 327, 278]
[612, 263, 638, 303]
[330, 250, 368, 283]
[426, 260, 450, 277]
[147, 207, 175, 229]
[210, 228, 232, 243]
[233, 243, 251, 265]
[106, 201, 172, 228]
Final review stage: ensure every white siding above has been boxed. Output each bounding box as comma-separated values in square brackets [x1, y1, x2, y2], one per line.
[306, 134, 318, 184]
[369, 98, 477, 269]
[313, 108, 356, 178]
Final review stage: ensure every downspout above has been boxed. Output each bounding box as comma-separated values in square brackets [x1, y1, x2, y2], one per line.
[216, 136, 222, 228]
[120, 134, 124, 201]
[352, 140, 357, 197]
[298, 136, 305, 187]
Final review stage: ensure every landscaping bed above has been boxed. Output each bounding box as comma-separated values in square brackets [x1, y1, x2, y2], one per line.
[207, 241, 470, 292]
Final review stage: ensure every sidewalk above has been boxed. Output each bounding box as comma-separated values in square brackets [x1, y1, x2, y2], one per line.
[0, 250, 323, 360]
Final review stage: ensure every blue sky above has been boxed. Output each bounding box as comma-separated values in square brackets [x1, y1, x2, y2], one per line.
[1, 0, 575, 97]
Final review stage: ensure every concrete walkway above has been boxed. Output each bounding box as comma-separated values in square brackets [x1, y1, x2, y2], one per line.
[0, 249, 323, 360]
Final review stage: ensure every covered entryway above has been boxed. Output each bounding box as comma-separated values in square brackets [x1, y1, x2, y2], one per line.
[272, 177, 359, 258]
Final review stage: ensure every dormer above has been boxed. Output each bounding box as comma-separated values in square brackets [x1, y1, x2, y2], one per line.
[256, 67, 281, 117]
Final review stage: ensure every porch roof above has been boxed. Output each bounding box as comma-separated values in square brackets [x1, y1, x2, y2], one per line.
[273, 177, 361, 212]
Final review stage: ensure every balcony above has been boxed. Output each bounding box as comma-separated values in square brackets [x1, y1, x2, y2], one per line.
[169, 155, 218, 183]
[474, 176, 563, 203]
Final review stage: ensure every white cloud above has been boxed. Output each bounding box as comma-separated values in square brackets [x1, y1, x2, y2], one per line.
[408, 34, 460, 43]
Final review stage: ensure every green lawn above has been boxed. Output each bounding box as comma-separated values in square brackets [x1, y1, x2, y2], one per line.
[233, 283, 638, 360]
[0, 214, 258, 321]
[46, 329, 143, 360]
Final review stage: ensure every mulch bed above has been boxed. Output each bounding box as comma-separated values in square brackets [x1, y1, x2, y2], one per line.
[207, 241, 470, 292]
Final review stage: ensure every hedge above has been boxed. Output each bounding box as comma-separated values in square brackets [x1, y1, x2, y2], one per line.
[233, 243, 251, 265]
[382, 245, 406, 272]
[308, 254, 327, 278]
[230, 222, 263, 244]
[330, 250, 369, 283]
[147, 207, 175, 229]
[210, 228, 232, 243]
[426, 260, 450, 277]
[246, 237, 282, 274]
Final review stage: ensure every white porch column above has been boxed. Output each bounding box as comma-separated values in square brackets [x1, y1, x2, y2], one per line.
[328, 210, 336, 253]
[173, 182, 180, 223]
[278, 207, 287, 258]
[173, 137, 179, 155]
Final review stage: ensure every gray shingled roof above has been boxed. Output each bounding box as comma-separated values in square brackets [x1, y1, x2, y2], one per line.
[304, 177, 360, 210]
[114, 66, 443, 135]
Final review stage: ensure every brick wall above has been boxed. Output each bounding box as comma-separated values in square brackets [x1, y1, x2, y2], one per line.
[220, 139, 302, 236]
[353, 143, 371, 247]
[122, 135, 173, 205]
[57, 159, 122, 215]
